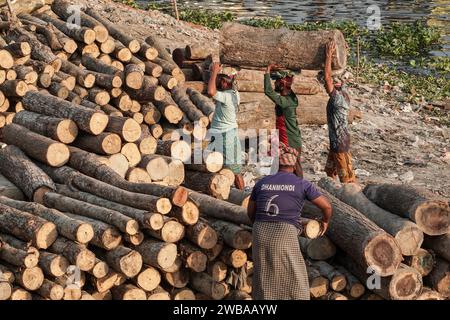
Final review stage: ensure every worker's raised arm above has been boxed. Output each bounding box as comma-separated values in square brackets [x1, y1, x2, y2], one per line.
[324, 40, 336, 95]
[207, 62, 221, 98]
[311, 195, 332, 236]
[264, 64, 283, 106]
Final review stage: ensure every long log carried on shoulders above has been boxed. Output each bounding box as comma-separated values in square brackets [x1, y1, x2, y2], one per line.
[219, 22, 347, 70]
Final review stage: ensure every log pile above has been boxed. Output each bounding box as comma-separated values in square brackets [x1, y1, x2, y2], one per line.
[0, 0, 447, 301]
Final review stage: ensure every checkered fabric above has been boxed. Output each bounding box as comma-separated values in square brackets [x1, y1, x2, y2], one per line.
[252, 221, 310, 300]
[279, 143, 299, 167]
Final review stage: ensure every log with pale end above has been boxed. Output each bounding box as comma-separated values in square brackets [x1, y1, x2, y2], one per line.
[299, 236, 336, 261]
[220, 22, 347, 70]
[22, 91, 108, 135]
[48, 237, 95, 271]
[190, 272, 228, 300]
[364, 183, 449, 236]
[145, 218, 185, 244]
[319, 178, 424, 256]
[303, 187, 403, 277]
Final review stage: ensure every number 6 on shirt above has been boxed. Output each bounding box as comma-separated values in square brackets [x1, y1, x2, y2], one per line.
[265, 195, 280, 216]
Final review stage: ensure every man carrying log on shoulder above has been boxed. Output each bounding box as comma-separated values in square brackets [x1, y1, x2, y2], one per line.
[264, 64, 304, 178]
[207, 62, 245, 190]
[247, 143, 332, 300]
[321, 40, 356, 183]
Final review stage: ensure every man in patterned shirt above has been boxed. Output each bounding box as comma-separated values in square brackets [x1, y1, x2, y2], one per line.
[321, 40, 356, 183]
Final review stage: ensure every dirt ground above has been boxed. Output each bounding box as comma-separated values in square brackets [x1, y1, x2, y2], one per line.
[62, 1, 450, 197]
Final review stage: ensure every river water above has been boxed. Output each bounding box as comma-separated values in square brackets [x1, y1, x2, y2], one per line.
[140, 0, 449, 55]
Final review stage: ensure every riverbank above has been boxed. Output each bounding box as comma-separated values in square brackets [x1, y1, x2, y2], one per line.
[26, 0, 450, 196]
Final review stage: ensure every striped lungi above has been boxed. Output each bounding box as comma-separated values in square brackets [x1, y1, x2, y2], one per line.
[252, 221, 310, 300]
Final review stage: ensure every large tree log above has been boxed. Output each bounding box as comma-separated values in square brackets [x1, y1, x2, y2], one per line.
[416, 287, 445, 300]
[168, 200, 199, 226]
[147, 286, 171, 300]
[336, 253, 423, 300]
[121, 142, 142, 167]
[319, 178, 424, 256]
[299, 236, 336, 261]
[126, 76, 166, 102]
[88, 258, 109, 279]
[183, 171, 231, 200]
[185, 220, 218, 250]
[423, 234, 450, 262]
[42, 191, 139, 235]
[219, 248, 247, 268]
[190, 272, 228, 300]
[154, 95, 184, 124]
[0, 145, 55, 201]
[186, 150, 224, 174]
[425, 258, 449, 298]
[333, 266, 365, 299]
[7, 264, 44, 291]
[111, 284, 146, 300]
[131, 266, 161, 292]
[139, 154, 170, 182]
[48, 237, 95, 271]
[2, 123, 70, 167]
[36, 279, 64, 300]
[156, 139, 191, 163]
[13, 111, 78, 144]
[220, 23, 347, 70]
[55, 184, 163, 231]
[0, 196, 93, 245]
[22, 91, 108, 135]
[364, 184, 449, 236]
[303, 187, 403, 276]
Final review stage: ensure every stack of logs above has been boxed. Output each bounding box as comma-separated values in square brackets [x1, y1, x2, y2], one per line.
[0, 0, 448, 301]
[172, 45, 362, 132]
[226, 178, 449, 301]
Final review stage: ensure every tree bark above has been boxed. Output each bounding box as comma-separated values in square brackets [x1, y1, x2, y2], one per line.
[0, 233, 39, 268]
[190, 272, 228, 300]
[43, 191, 139, 235]
[169, 200, 200, 226]
[185, 87, 215, 121]
[423, 233, 450, 261]
[207, 218, 251, 250]
[144, 61, 163, 78]
[299, 236, 336, 261]
[22, 91, 108, 135]
[38, 251, 69, 277]
[220, 248, 247, 268]
[184, 171, 231, 200]
[220, 23, 347, 70]
[84, 8, 140, 53]
[363, 184, 449, 236]
[179, 241, 208, 272]
[48, 237, 95, 271]
[105, 116, 141, 142]
[97, 245, 143, 278]
[134, 239, 178, 270]
[172, 85, 209, 127]
[0, 196, 93, 245]
[0, 145, 55, 200]
[425, 258, 449, 298]
[73, 132, 122, 155]
[303, 187, 402, 276]
[309, 260, 347, 292]
[319, 178, 424, 256]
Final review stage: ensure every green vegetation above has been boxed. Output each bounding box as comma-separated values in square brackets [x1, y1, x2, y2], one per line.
[114, 0, 140, 9]
[178, 9, 236, 30]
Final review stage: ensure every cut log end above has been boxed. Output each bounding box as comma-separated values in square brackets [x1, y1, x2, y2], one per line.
[414, 200, 450, 236]
[310, 277, 329, 298]
[157, 198, 172, 215]
[364, 234, 402, 277]
[35, 222, 58, 249]
[126, 220, 140, 236]
[20, 267, 44, 291]
[76, 249, 96, 272]
[76, 223, 95, 245]
[102, 228, 122, 250]
[89, 113, 109, 135]
[121, 118, 142, 142]
[161, 220, 185, 243]
[46, 143, 70, 167]
[56, 119, 79, 144]
[172, 187, 188, 207]
[390, 266, 423, 300]
[395, 226, 424, 256]
[0, 282, 12, 300]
